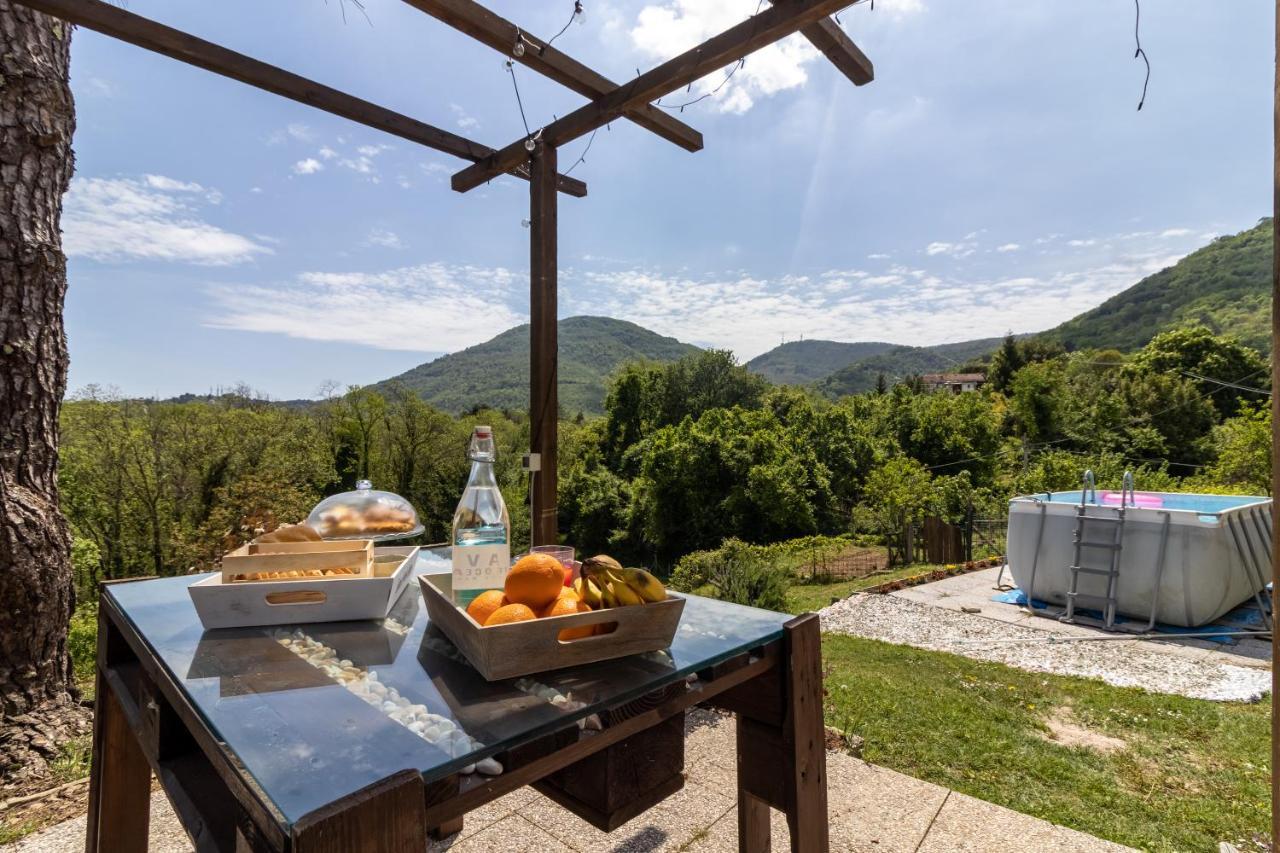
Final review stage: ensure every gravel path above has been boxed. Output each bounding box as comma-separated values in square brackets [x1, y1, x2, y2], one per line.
[819, 593, 1270, 702]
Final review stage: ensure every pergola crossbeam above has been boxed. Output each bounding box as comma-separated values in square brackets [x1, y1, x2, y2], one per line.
[452, 0, 855, 193]
[796, 17, 874, 85]
[21, 0, 587, 197]
[401, 0, 703, 152]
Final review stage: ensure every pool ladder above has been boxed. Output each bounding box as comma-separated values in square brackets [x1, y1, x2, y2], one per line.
[1061, 471, 1133, 629]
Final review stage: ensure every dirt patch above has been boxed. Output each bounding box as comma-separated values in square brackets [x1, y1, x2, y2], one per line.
[1042, 708, 1127, 754]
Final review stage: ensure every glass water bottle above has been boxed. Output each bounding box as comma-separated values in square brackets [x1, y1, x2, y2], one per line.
[450, 426, 511, 605]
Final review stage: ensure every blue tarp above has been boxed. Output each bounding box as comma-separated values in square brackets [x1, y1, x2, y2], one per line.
[988, 588, 1264, 644]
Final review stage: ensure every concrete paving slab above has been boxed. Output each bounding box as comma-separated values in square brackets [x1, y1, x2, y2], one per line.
[915, 791, 1137, 852]
[3, 711, 1137, 853]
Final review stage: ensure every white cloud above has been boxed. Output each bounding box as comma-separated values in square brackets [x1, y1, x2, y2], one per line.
[340, 144, 392, 177]
[318, 147, 339, 160]
[269, 123, 315, 145]
[1067, 238, 1097, 247]
[450, 103, 479, 131]
[86, 77, 115, 98]
[1160, 227, 1193, 238]
[924, 239, 977, 258]
[64, 175, 271, 265]
[293, 158, 324, 175]
[867, 253, 891, 260]
[996, 243, 1020, 253]
[206, 264, 524, 352]
[630, 0, 819, 114]
[560, 245, 1188, 361]
[363, 228, 404, 250]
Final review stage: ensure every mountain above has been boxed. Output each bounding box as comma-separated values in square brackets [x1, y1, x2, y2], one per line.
[745, 340, 896, 384]
[374, 316, 697, 415]
[815, 337, 1007, 397]
[1044, 218, 1272, 353]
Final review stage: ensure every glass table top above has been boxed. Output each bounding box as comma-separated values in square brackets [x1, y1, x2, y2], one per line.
[106, 548, 789, 827]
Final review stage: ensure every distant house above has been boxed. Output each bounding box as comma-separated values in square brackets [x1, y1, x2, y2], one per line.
[922, 373, 985, 394]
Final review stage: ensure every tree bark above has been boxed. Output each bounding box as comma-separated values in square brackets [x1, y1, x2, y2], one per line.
[0, 0, 83, 780]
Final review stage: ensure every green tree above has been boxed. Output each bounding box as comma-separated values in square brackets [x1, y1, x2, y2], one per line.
[1202, 402, 1271, 494]
[855, 457, 933, 565]
[987, 334, 1024, 394]
[1128, 326, 1268, 419]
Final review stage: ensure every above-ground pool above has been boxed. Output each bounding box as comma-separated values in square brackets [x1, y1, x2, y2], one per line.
[1007, 488, 1272, 627]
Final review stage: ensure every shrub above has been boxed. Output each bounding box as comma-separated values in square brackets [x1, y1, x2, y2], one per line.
[669, 538, 790, 611]
[68, 602, 98, 684]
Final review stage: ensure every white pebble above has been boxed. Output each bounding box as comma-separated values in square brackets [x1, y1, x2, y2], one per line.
[477, 758, 503, 776]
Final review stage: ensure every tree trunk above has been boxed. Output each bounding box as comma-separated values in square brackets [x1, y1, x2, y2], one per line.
[0, 0, 84, 781]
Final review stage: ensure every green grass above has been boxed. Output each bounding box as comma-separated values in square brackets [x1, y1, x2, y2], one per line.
[821, 634, 1270, 852]
[0, 819, 39, 845]
[783, 565, 945, 614]
[48, 736, 92, 785]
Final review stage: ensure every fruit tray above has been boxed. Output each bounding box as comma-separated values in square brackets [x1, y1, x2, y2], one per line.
[190, 546, 419, 629]
[418, 572, 686, 681]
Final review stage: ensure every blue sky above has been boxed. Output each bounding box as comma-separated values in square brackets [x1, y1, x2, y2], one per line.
[64, 0, 1273, 400]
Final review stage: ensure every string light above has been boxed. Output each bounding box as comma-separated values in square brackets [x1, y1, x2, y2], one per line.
[542, 1, 584, 54]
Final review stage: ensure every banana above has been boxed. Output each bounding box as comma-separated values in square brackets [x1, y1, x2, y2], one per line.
[573, 576, 603, 609]
[600, 581, 621, 608]
[618, 567, 667, 603]
[582, 554, 623, 577]
[610, 579, 644, 607]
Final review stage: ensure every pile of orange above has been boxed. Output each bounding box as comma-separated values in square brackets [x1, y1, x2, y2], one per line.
[464, 553, 596, 640]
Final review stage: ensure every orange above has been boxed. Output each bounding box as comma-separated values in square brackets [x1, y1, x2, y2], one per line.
[504, 553, 565, 610]
[540, 595, 594, 640]
[465, 589, 507, 626]
[536, 587, 578, 616]
[484, 603, 537, 626]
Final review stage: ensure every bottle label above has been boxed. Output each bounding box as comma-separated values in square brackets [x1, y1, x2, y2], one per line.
[452, 543, 510, 605]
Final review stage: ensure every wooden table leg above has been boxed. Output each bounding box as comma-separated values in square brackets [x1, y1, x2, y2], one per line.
[738, 790, 772, 853]
[728, 614, 828, 853]
[85, 668, 151, 853]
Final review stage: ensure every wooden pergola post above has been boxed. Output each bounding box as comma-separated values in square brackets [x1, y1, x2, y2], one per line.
[1271, 0, 1278, 840]
[530, 143, 559, 546]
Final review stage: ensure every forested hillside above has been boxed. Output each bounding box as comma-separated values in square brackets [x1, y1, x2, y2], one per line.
[1044, 219, 1271, 353]
[743, 220, 1271, 397]
[815, 338, 1006, 397]
[375, 316, 696, 415]
[745, 339, 895, 384]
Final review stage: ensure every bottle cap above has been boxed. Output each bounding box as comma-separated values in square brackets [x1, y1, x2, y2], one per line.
[475, 425, 492, 437]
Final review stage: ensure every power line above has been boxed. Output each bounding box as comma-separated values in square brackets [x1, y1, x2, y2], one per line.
[1181, 370, 1271, 397]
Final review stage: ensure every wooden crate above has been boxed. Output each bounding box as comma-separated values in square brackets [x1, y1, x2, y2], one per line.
[418, 572, 685, 681]
[220, 539, 374, 583]
[190, 547, 417, 629]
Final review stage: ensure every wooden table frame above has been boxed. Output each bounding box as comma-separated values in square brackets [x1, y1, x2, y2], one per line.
[87, 584, 827, 852]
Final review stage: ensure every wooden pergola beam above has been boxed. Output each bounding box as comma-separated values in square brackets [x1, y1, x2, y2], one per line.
[795, 17, 874, 86]
[19, 0, 587, 197]
[400, 0, 703, 153]
[452, 0, 854, 193]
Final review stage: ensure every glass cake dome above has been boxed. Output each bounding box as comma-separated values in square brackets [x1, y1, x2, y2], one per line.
[306, 480, 425, 541]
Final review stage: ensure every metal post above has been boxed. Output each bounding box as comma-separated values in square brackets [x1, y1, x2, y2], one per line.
[529, 143, 559, 547]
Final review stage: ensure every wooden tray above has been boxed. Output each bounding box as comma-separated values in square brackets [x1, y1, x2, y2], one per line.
[220, 539, 375, 583]
[190, 546, 418, 629]
[418, 572, 685, 681]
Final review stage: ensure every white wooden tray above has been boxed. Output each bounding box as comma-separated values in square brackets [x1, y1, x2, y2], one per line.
[418, 572, 685, 681]
[190, 546, 419, 629]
